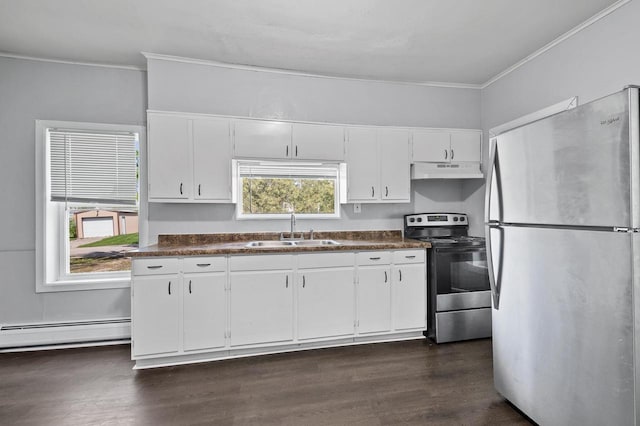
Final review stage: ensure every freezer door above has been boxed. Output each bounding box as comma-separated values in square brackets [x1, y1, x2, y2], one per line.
[489, 89, 633, 227]
[491, 226, 634, 425]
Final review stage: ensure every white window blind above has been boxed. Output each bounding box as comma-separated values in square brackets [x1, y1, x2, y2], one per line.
[49, 129, 137, 205]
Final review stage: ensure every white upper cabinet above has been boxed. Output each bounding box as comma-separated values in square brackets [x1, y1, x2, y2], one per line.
[192, 118, 232, 201]
[234, 119, 292, 159]
[345, 127, 378, 201]
[147, 114, 192, 200]
[449, 130, 482, 162]
[346, 127, 410, 203]
[412, 130, 451, 163]
[234, 120, 344, 161]
[147, 112, 233, 203]
[379, 129, 410, 201]
[412, 129, 481, 163]
[291, 123, 344, 160]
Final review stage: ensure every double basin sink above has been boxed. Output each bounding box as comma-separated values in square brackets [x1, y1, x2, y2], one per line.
[245, 239, 340, 248]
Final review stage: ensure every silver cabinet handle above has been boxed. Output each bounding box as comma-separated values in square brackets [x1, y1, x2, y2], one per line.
[198, 184, 201, 196]
[369, 257, 381, 260]
[286, 145, 289, 157]
[371, 186, 375, 197]
[179, 183, 183, 195]
[399, 270, 402, 282]
[295, 145, 298, 157]
[444, 149, 448, 160]
[384, 271, 388, 283]
[188, 280, 192, 294]
[286, 275, 289, 288]
[385, 186, 389, 197]
[168, 281, 171, 295]
[302, 275, 306, 288]
[451, 149, 454, 160]
[196, 263, 211, 267]
[146, 265, 163, 269]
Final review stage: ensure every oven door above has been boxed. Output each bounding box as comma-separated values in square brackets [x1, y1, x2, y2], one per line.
[432, 246, 491, 311]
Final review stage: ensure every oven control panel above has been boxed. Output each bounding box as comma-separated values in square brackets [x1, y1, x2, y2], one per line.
[405, 213, 468, 227]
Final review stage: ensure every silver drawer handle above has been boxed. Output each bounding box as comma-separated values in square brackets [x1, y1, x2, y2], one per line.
[147, 265, 163, 269]
[196, 263, 211, 267]
[405, 255, 416, 259]
[369, 257, 381, 260]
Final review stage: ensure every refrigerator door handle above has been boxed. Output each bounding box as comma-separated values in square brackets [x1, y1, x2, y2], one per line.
[484, 137, 498, 224]
[485, 136, 503, 309]
[485, 223, 501, 309]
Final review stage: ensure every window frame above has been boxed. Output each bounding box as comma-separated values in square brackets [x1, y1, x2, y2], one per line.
[35, 120, 147, 293]
[234, 160, 345, 220]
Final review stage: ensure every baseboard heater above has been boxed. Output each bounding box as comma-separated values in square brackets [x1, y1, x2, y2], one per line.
[0, 318, 131, 351]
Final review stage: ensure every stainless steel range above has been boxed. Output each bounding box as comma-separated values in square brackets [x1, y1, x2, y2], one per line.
[404, 213, 491, 343]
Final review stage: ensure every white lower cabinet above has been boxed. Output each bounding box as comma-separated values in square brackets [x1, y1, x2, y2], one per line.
[297, 268, 355, 340]
[357, 266, 392, 334]
[132, 249, 426, 368]
[183, 273, 226, 352]
[229, 270, 293, 346]
[392, 261, 427, 331]
[132, 274, 181, 357]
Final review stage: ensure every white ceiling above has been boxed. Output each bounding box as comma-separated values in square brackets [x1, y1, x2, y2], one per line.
[0, 0, 621, 86]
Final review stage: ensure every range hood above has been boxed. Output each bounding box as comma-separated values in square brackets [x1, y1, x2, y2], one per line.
[411, 162, 483, 180]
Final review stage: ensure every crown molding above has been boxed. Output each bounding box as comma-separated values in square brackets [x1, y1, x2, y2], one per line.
[141, 52, 482, 90]
[0, 52, 145, 71]
[481, 0, 631, 89]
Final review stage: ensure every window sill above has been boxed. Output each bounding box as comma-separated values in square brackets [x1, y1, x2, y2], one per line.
[36, 276, 131, 293]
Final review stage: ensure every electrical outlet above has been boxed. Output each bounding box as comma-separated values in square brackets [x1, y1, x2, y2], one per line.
[353, 203, 361, 213]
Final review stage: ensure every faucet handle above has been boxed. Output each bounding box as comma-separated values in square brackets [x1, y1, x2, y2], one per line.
[310, 229, 314, 240]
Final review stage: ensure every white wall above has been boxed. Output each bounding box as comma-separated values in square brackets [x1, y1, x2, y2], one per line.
[146, 58, 482, 241]
[461, 0, 640, 236]
[0, 56, 146, 325]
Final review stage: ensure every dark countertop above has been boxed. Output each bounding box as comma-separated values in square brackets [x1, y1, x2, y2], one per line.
[129, 230, 430, 257]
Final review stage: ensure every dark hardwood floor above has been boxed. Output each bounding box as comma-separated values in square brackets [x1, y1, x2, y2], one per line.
[0, 339, 532, 425]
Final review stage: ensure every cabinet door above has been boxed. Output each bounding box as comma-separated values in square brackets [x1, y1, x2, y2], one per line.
[392, 264, 426, 331]
[132, 275, 180, 357]
[193, 118, 232, 201]
[292, 123, 344, 160]
[379, 129, 410, 201]
[234, 119, 292, 159]
[357, 266, 391, 334]
[412, 130, 450, 163]
[183, 273, 226, 352]
[297, 268, 355, 340]
[229, 271, 293, 346]
[450, 130, 481, 162]
[148, 114, 192, 199]
[346, 127, 379, 201]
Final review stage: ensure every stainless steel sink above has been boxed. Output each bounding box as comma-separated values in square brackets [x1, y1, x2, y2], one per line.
[245, 241, 296, 248]
[293, 239, 340, 246]
[245, 239, 341, 248]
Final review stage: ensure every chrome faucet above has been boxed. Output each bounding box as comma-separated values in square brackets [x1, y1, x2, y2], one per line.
[290, 213, 296, 236]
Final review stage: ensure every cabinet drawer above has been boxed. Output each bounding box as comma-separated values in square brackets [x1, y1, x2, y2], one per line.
[182, 257, 226, 273]
[229, 254, 293, 271]
[392, 250, 425, 264]
[132, 258, 180, 276]
[357, 251, 391, 266]
[297, 252, 355, 269]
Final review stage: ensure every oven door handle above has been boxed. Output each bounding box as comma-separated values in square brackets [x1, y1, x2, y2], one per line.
[435, 247, 486, 253]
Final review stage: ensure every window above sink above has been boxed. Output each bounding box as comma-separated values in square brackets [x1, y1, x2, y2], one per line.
[234, 160, 346, 220]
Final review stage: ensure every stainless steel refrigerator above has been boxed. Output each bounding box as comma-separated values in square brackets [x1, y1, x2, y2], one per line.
[486, 86, 640, 425]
